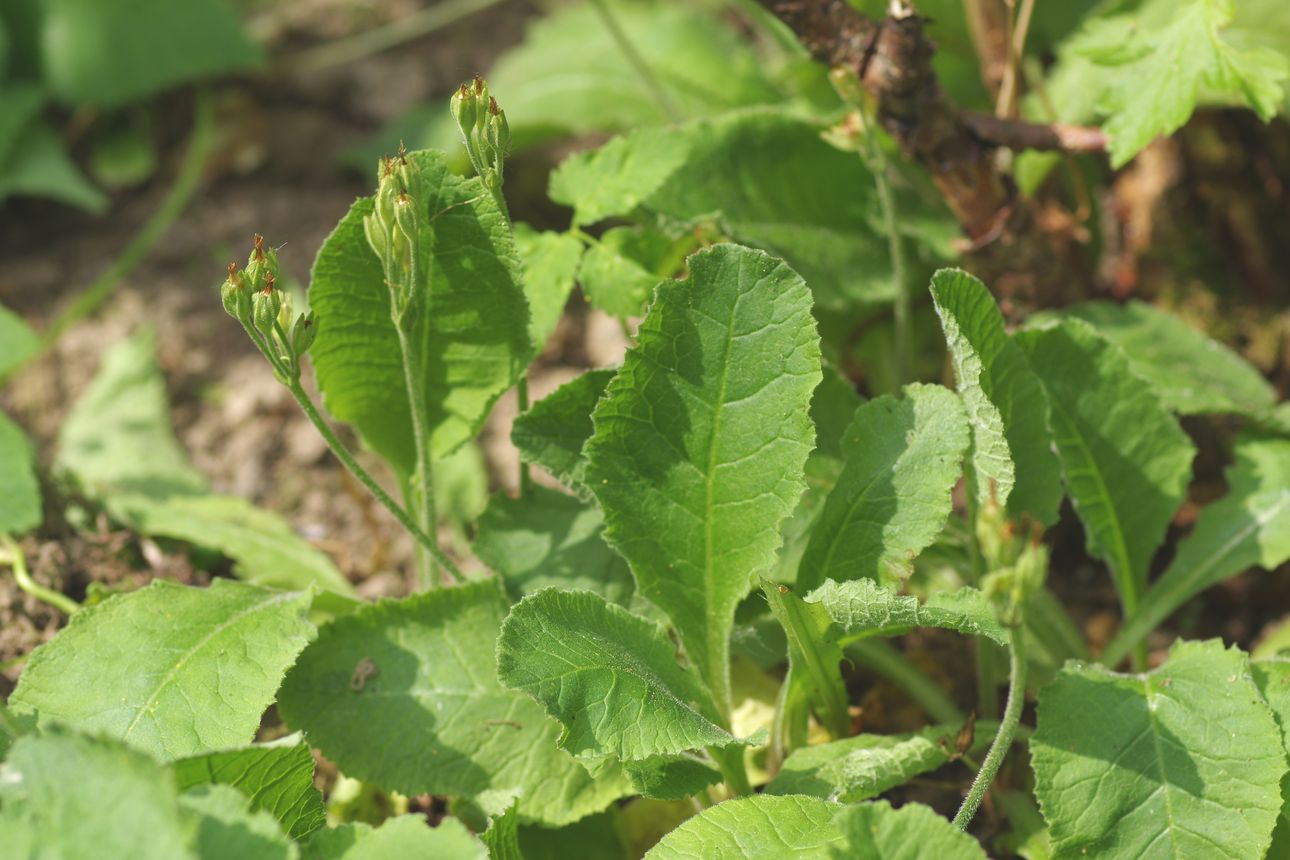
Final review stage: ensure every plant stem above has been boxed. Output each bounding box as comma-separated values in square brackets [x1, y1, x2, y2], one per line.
[588, 0, 684, 124]
[285, 380, 462, 582]
[708, 744, 753, 797]
[31, 90, 215, 358]
[857, 113, 910, 386]
[515, 375, 532, 497]
[953, 625, 1027, 830]
[963, 489, 1002, 719]
[394, 326, 439, 590]
[763, 581, 850, 739]
[0, 536, 80, 617]
[846, 639, 963, 725]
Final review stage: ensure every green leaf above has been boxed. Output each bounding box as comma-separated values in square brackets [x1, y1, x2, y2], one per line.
[1072, 0, 1289, 166]
[1016, 319, 1195, 609]
[644, 795, 842, 859]
[303, 816, 486, 860]
[833, 800, 988, 859]
[1031, 639, 1286, 858]
[277, 580, 629, 825]
[0, 119, 107, 211]
[10, 579, 314, 760]
[623, 755, 723, 801]
[0, 730, 197, 859]
[578, 226, 674, 320]
[1104, 434, 1290, 667]
[179, 784, 298, 860]
[481, 803, 523, 860]
[806, 578, 1008, 647]
[1050, 300, 1278, 417]
[0, 410, 40, 535]
[516, 225, 583, 353]
[349, 0, 781, 166]
[0, 300, 40, 378]
[519, 810, 629, 860]
[796, 384, 969, 592]
[767, 724, 985, 803]
[930, 269, 1062, 525]
[56, 330, 352, 594]
[512, 369, 614, 496]
[497, 588, 747, 761]
[173, 742, 326, 841]
[1253, 660, 1290, 856]
[309, 150, 530, 474]
[550, 111, 954, 309]
[762, 580, 849, 740]
[0, 83, 44, 168]
[584, 244, 822, 714]
[474, 486, 634, 605]
[40, 0, 263, 108]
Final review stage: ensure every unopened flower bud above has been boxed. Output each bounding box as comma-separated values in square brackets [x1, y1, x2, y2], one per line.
[375, 173, 400, 233]
[252, 276, 282, 332]
[221, 262, 244, 319]
[395, 148, 423, 201]
[451, 84, 477, 138]
[393, 192, 419, 246]
[473, 76, 489, 132]
[487, 104, 510, 156]
[291, 312, 317, 355]
[244, 233, 281, 291]
[363, 212, 390, 262]
[277, 290, 294, 331]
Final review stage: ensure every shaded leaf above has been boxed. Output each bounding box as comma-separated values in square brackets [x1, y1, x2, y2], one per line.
[930, 269, 1062, 524]
[1017, 319, 1195, 608]
[302, 816, 485, 860]
[0, 410, 40, 535]
[0, 299, 40, 378]
[578, 226, 675, 320]
[1253, 660, 1290, 856]
[516, 225, 583, 352]
[0, 119, 106, 211]
[623, 755, 723, 801]
[481, 802, 523, 860]
[644, 795, 842, 859]
[310, 150, 530, 474]
[796, 384, 969, 592]
[10, 580, 314, 760]
[173, 742, 325, 841]
[277, 580, 630, 825]
[474, 486, 634, 605]
[833, 800, 987, 859]
[179, 784, 298, 860]
[1031, 639, 1285, 858]
[807, 578, 1007, 647]
[512, 369, 614, 497]
[497, 588, 747, 761]
[584, 244, 821, 713]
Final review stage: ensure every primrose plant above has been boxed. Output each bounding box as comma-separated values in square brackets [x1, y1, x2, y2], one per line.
[6, 75, 1290, 860]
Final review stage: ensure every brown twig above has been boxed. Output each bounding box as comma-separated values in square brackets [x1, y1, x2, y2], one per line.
[961, 113, 1108, 153]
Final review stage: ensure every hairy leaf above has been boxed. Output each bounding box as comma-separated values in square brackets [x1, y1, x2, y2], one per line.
[516, 225, 583, 352]
[481, 803, 522, 860]
[1017, 320, 1195, 609]
[0, 730, 196, 859]
[10, 580, 314, 760]
[303, 816, 485, 860]
[310, 150, 530, 473]
[645, 795, 842, 858]
[623, 755, 723, 801]
[584, 244, 821, 713]
[930, 269, 1062, 524]
[1253, 660, 1290, 856]
[179, 784, 298, 860]
[0, 411, 40, 535]
[277, 580, 629, 825]
[474, 486, 634, 605]
[807, 578, 1007, 647]
[834, 800, 988, 859]
[173, 742, 325, 841]
[1104, 434, 1290, 666]
[511, 369, 614, 497]
[497, 589, 746, 760]
[550, 111, 955, 309]
[796, 384, 969, 592]
[1031, 639, 1285, 858]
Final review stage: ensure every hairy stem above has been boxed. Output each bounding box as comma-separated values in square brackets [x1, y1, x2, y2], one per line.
[588, 0, 683, 124]
[953, 625, 1027, 830]
[708, 744, 753, 797]
[0, 536, 80, 616]
[285, 380, 462, 582]
[395, 324, 439, 590]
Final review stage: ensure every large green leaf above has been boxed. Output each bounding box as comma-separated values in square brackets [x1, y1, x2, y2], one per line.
[0, 119, 106, 211]
[807, 578, 1007, 647]
[0, 730, 197, 859]
[302, 816, 485, 860]
[767, 723, 986, 803]
[56, 330, 352, 594]
[515, 225, 583, 353]
[9, 580, 314, 760]
[40, 0, 263, 108]
[1103, 434, 1290, 666]
[511, 369, 614, 497]
[309, 150, 530, 474]
[1017, 320, 1195, 609]
[796, 384, 969, 592]
[833, 800, 988, 859]
[277, 580, 630, 825]
[644, 795, 843, 859]
[0, 299, 40, 378]
[349, 0, 782, 166]
[930, 269, 1062, 525]
[179, 784, 298, 860]
[550, 111, 955, 309]
[1253, 660, 1290, 856]
[497, 588, 747, 760]
[578, 226, 675, 320]
[584, 244, 821, 714]
[1031, 639, 1285, 858]
[1052, 300, 1278, 418]
[173, 742, 325, 841]
[474, 486, 634, 605]
[0, 410, 40, 535]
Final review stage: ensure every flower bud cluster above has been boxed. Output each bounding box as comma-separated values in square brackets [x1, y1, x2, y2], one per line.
[362, 143, 426, 325]
[220, 233, 316, 381]
[450, 76, 510, 192]
[975, 491, 1048, 625]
